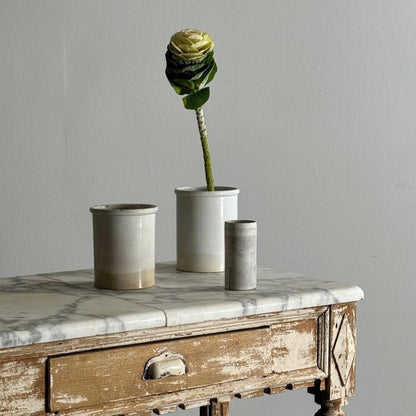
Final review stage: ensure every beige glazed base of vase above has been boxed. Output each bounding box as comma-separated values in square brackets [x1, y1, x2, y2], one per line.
[94, 269, 155, 290]
[90, 203, 158, 290]
[176, 252, 224, 273]
[175, 186, 239, 273]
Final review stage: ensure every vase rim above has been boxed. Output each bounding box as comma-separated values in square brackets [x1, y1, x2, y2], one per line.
[225, 220, 256, 225]
[90, 204, 158, 215]
[175, 186, 239, 197]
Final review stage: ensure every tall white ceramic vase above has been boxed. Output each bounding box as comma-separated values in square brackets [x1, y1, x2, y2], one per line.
[175, 186, 239, 272]
[90, 204, 158, 290]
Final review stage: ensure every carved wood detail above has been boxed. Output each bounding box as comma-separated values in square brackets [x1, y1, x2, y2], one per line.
[332, 314, 355, 386]
[328, 303, 357, 402]
[179, 399, 210, 410]
[311, 302, 357, 415]
[200, 398, 232, 416]
[235, 389, 264, 399]
[0, 304, 359, 416]
[153, 405, 177, 415]
[314, 399, 346, 416]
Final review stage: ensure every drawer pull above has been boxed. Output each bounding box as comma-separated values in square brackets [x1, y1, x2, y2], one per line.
[143, 352, 187, 380]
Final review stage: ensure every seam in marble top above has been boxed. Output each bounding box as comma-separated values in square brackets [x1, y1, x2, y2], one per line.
[0, 262, 364, 348]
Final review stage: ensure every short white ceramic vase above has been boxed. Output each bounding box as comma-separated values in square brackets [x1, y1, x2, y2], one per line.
[175, 186, 239, 272]
[90, 204, 158, 290]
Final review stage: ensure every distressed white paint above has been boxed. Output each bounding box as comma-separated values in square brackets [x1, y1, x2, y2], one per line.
[56, 394, 88, 405]
[333, 315, 356, 386]
[272, 327, 316, 372]
[211, 347, 269, 377]
[0, 361, 44, 413]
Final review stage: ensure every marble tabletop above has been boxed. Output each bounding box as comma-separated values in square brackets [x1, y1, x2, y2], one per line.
[0, 262, 363, 348]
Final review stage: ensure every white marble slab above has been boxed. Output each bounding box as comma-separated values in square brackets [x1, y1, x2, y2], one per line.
[0, 263, 363, 348]
[147, 263, 364, 326]
[0, 271, 166, 348]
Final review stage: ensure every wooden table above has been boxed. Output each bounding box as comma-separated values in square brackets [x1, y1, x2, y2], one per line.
[0, 263, 363, 416]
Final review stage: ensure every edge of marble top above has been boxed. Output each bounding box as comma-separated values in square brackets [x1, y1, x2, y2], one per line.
[0, 262, 364, 349]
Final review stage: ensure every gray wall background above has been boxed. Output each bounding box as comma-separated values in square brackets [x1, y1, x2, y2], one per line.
[1, 1, 414, 414]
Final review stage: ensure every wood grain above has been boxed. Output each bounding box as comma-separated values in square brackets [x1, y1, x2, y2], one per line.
[311, 303, 357, 415]
[0, 356, 45, 415]
[328, 303, 357, 403]
[48, 327, 272, 412]
[0, 304, 357, 416]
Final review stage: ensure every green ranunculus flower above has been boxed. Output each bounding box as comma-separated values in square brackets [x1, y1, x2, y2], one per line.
[165, 29, 217, 191]
[166, 29, 217, 110]
[168, 29, 214, 62]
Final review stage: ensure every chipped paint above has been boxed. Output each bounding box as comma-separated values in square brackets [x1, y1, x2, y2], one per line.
[56, 393, 88, 404]
[0, 359, 45, 414]
[1, 303, 358, 416]
[271, 320, 317, 372]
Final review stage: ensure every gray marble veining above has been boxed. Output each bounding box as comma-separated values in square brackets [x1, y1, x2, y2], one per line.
[0, 262, 363, 348]
[0, 271, 166, 348]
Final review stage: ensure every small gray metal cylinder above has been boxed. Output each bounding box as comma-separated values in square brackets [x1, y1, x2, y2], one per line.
[224, 220, 257, 290]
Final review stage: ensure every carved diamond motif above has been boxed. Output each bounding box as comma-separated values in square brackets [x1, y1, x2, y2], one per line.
[333, 314, 355, 386]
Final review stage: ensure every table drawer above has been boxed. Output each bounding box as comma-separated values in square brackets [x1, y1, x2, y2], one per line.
[48, 327, 272, 412]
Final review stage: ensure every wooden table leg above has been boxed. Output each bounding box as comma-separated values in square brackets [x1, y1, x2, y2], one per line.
[314, 399, 345, 416]
[310, 302, 357, 416]
[200, 400, 230, 416]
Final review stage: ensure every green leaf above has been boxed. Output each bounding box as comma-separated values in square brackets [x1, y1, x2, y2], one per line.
[166, 50, 217, 97]
[168, 79, 195, 95]
[198, 61, 217, 90]
[182, 88, 210, 110]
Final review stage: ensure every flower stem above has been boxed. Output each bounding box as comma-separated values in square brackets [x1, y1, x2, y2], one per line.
[195, 107, 215, 191]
